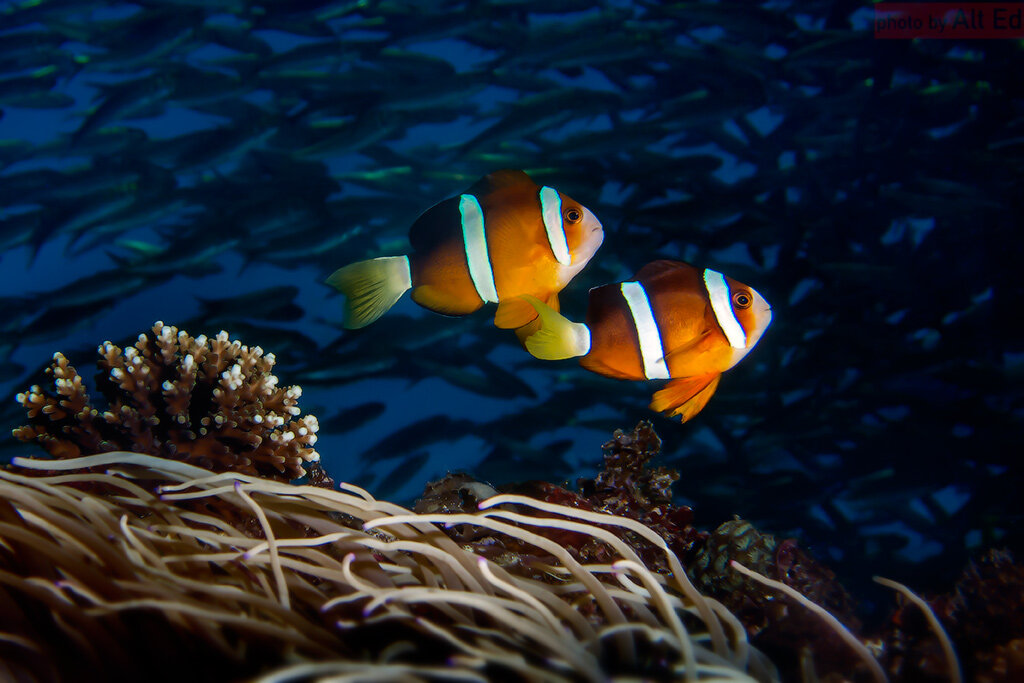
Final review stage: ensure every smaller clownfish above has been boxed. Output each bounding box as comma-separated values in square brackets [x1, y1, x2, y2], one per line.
[522, 260, 772, 421]
[327, 169, 603, 331]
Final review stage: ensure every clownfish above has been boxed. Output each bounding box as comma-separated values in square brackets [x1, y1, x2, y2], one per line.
[522, 260, 772, 421]
[327, 169, 604, 331]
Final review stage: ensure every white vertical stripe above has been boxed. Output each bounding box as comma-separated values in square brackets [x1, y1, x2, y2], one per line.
[703, 269, 746, 348]
[620, 281, 670, 380]
[539, 186, 571, 265]
[459, 194, 499, 303]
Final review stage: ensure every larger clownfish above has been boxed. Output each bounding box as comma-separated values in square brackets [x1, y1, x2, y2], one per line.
[327, 170, 604, 331]
[522, 260, 772, 421]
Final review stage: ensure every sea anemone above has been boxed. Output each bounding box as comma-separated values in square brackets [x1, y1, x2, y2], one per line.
[12, 321, 319, 481]
[0, 451, 772, 682]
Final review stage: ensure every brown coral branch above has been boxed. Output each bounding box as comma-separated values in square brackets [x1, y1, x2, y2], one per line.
[13, 322, 319, 481]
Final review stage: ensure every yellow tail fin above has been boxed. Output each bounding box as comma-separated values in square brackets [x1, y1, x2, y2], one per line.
[520, 295, 591, 360]
[326, 256, 412, 329]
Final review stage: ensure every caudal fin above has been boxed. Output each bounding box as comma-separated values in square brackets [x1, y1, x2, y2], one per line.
[650, 374, 721, 422]
[520, 295, 591, 360]
[326, 256, 412, 329]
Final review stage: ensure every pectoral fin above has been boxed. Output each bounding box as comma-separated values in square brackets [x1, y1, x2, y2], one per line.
[649, 374, 721, 422]
[662, 329, 711, 361]
[494, 296, 540, 329]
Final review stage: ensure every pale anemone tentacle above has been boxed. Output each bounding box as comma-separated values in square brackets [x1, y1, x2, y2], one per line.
[479, 493, 732, 659]
[730, 560, 886, 683]
[364, 512, 639, 664]
[875, 576, 962, 683]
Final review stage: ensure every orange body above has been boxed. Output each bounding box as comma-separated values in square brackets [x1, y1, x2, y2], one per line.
[579, 260, 772, 420]
[327, 170, 603, 332]
[407, 170, 603, 329]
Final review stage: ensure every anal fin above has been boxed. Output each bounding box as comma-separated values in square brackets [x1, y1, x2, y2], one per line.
[579, 355, 638, 380]
[649, 374, 721, 422]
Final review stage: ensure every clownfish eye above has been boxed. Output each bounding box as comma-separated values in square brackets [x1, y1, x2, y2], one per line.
[733, 291, 752, 309]
[564, 207, 582, 223]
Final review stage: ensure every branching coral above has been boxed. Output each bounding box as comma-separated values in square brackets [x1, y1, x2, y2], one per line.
[579, 421, 705, 567]
[416, 424, 703, 586]
[12, 321, 319, 481]
[0, 451, 769, 683]
[586, 420, 678, 513]
[476, 422, 704, 572]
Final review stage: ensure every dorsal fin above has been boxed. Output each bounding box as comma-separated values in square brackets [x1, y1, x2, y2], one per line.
[633, 259, 693, 282]
[633, 260, 705, 316]
[408, 195, 462, 254]
[408, 172, 537, 254]
[467, 169, 536, 197]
